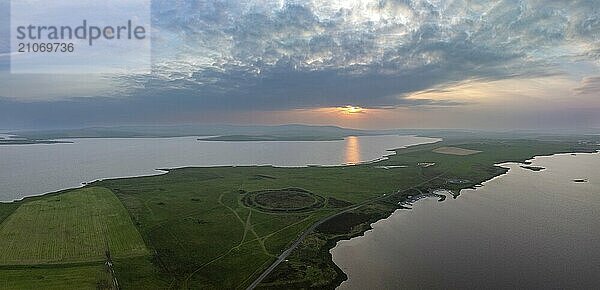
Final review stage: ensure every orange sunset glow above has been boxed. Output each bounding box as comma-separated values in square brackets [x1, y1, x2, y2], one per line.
[339, 106, 365, 114]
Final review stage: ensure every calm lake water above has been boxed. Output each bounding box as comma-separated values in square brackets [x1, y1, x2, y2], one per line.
[332, 152, 600, 289]
[0, 135, 438, 201]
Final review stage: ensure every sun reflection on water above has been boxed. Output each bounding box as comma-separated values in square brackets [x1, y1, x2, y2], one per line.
[344, 136, 361, 165]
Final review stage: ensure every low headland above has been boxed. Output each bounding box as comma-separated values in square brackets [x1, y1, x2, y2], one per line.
[0, 139, 73, 145]
[199, 135, 345, 141]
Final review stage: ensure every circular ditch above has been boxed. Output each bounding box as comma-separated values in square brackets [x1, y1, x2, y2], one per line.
[242, 188, 326, 213]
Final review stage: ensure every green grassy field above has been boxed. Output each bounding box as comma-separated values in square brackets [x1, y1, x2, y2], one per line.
[0, 187, 148, 265]
[98, 169, 349, 288]
[0, 187, 151, 290]
[0, 202, 20, 225]
[0, 263, 110, 290]
[0, 137, 597, 289]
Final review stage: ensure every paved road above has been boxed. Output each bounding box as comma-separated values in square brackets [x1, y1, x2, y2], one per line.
[246, 174, 445, 290]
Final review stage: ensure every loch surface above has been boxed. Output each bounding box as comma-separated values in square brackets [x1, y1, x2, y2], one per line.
[332, 152, 600, 289]
[0, 135, 438, 201]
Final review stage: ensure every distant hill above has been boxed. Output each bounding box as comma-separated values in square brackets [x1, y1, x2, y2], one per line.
[10, 125, 600, 142]
[11, 124, 373, 140]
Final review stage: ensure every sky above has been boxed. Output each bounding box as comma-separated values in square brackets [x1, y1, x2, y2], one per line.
[0, 0, 599, 130]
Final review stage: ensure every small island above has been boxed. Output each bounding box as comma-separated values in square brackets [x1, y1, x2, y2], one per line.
[0, 139, 73, 145]
[198, 135, 345, 141]
[520, 165, 546, 171]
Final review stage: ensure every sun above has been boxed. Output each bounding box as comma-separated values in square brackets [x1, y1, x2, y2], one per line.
[339, 105, 365, 114]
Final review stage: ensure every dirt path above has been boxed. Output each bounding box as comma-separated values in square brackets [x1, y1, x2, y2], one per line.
[182, 194, 275, 288]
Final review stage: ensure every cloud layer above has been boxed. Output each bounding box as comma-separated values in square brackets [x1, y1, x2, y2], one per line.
[1, 0, 599, 128]
[131, 0, 599, 108]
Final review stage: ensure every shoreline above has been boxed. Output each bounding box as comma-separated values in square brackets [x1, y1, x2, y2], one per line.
[325, 150, 600, 289]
